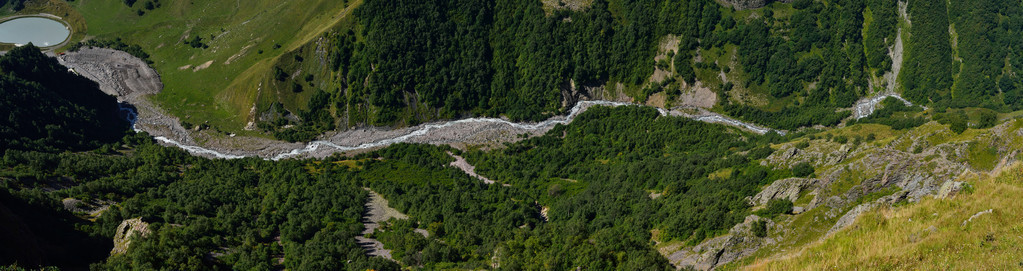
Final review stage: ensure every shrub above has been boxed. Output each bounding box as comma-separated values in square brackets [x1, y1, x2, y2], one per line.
[950, 118, 967, 134]
[756, 199, 794, 218]
[752, 220, 768, 237]
[792, 162, 814, 177]
[977, 110, 997, 129]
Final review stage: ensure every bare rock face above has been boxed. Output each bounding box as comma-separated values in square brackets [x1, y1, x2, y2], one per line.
[111, 218, 151, 255]
[936, 181, 965, 199]
[748, 177, 819, 206]
[58, 47, 163, 98]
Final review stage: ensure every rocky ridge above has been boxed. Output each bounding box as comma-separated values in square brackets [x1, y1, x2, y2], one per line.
[665, 119, 1022, 270]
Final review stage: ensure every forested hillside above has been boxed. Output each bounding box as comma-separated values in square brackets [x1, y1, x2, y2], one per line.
[3, 34, 1023, 268]
[0, 44, 128, 152]
[253, 0, 1023, 140]
[58, 0, 1023, 139]
[0, 0, 26, 13]
[266, 0, 886, 138]
[1, 102, 798, 269]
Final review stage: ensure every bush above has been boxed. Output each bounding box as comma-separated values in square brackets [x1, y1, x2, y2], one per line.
[977, 110, 997, 129]
[756, 199, 794, 218]
[792, 162, 814, 177]
[748, 146, 775, 160]
[950, 118, 967, 134]
[752, 220, 768, 237]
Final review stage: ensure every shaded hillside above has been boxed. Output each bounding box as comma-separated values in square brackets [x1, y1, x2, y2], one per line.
[0, 188, 109, 269]
[0, 44, 127, 152]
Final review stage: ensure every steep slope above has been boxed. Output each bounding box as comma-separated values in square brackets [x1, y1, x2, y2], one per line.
[747, 161, 1023, 269]
[0, 44, 127, 152]
[674, 116, 1023, 270]
[70, 0, 355, 132]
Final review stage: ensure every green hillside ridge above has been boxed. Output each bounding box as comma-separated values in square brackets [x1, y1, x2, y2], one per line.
[48, 0, 1023, 142]
[745, 162, 1023, 270]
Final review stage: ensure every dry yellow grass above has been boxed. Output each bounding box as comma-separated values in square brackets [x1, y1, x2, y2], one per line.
[744, 163, 1023, 270]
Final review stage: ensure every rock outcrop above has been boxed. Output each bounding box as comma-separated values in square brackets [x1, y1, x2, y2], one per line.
[111, 218, 151, 255]
[668, 215, 776, 270]
[936, 181, 966, 199]
[749, 177, 819, 206]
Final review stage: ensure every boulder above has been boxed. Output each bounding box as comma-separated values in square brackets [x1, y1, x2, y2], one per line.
[937, 181, 965, 199]
[749, 177, 817, 206]
[111, 218, 151, 255]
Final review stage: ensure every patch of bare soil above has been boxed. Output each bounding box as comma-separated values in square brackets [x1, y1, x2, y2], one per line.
[677, 82, 718, 108]
[192, 60, 213, 71]
[61, 198, 113, 220]
[646, 92, 668, 108]
[447, 151, 498, 185]
[540, 0, 592, 12]
[224, 43, 254, 65]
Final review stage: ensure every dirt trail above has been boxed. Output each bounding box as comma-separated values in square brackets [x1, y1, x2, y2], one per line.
[447, 151, 499, 185]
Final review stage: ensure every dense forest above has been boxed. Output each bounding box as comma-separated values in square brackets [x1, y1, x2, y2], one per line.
[262, 0, 1023, 141]
[267, 0, 881, 137]
[268, 0, 743, 140]
[0, 44, 128, 152]
[1, 137, 398, 270]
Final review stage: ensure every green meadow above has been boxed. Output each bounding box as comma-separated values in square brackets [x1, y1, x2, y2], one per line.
[70, 0, 355, 133]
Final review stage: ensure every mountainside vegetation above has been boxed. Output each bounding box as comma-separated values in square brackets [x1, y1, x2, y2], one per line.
[5, 92, 1021, 269]
[0, 44, 128, 152]
[6, 0, 1023, 269]
[2, 44, 1023, 269]
[57, 0, 1023, 139]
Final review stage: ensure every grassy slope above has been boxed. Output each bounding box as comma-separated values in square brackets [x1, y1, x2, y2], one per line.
[70, 0, 353, 133]
[746, 162, 1023, 270]
[719, 116, 1023, 270]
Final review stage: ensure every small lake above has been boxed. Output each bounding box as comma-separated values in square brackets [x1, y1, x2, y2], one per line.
[0, 17, 70, 47]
